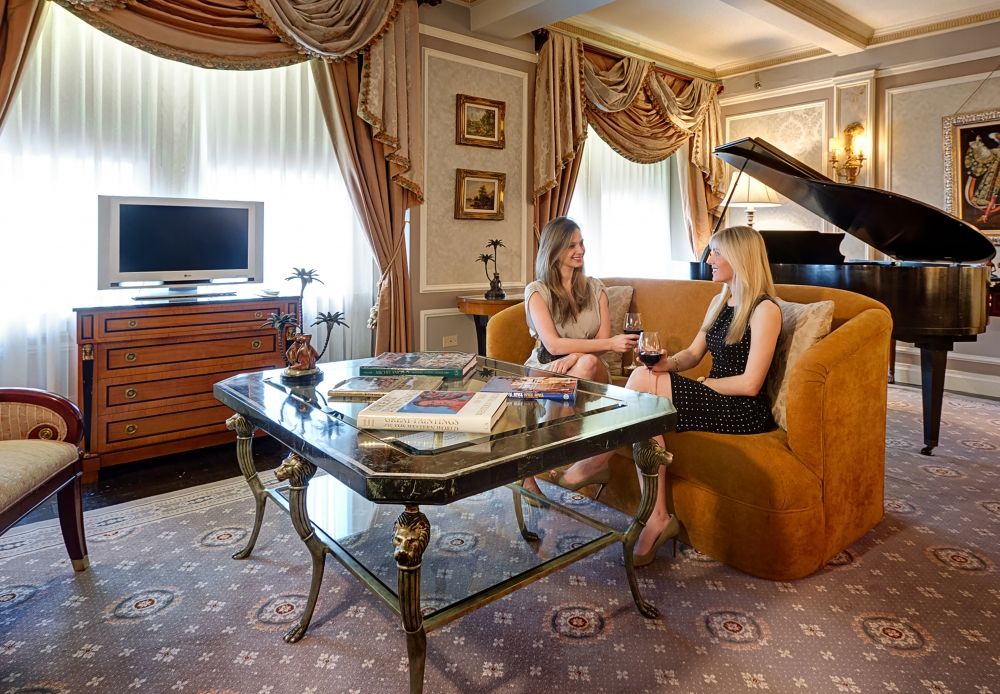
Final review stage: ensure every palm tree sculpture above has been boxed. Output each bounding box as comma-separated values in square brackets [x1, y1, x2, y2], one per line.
[261, 269, 348, 379]
[484, 238, 506, 299]
[476, 253, 495, 283]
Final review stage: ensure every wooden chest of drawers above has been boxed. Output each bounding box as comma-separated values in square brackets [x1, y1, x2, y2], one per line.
[75, 295, 299, 483]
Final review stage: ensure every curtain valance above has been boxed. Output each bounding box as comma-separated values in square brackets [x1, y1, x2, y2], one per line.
[533, 32, 725, 254]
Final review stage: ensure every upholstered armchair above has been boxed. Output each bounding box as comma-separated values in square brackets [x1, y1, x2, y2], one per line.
[0, 388, 89, 571]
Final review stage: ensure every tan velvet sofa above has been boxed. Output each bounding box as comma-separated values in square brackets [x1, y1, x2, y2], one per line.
[486, 278, 892, 580]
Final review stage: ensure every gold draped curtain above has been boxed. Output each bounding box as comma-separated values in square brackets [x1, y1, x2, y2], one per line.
[533, 32, 726, 257]
[0, 0, 421, 350]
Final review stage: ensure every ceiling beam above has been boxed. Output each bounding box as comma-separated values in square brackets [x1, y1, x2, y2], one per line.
[470, 0, 615, 40]
[719, 0, 873, 55]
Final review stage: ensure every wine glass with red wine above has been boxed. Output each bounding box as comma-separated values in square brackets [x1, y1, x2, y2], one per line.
[623, 313, 643, 371]
[638, 331, 662, 369]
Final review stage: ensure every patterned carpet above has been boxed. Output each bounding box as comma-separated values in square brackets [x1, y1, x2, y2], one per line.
[2, 384, 998, 693]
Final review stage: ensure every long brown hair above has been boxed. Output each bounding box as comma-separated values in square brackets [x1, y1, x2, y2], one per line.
[700, 225, 776, 344]
[535, 216, 592, 325]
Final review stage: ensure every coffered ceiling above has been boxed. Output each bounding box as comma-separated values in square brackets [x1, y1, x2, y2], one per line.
[453, 0, 1000, 78]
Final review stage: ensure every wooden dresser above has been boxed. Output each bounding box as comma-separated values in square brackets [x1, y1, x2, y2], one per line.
[74, 295, 299, 483]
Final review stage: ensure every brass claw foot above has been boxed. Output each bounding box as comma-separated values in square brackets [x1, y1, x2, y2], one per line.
[283, 623, 308, 643]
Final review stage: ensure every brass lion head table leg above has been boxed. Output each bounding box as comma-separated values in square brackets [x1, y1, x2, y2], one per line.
[274, 452, 327, 644]
[225, 414, 266, 560]
[394, 505, 431, 694]
[623, 438, 676, 618]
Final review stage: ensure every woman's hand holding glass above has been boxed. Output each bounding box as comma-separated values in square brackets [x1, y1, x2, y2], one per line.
[609, 332, 640, 353]
[637, 331, 664, 370]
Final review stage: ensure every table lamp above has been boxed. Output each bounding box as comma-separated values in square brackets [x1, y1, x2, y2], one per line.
[726, 173, 780, 227]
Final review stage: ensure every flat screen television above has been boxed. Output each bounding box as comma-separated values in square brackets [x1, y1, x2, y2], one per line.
[97, 195, 264, 298]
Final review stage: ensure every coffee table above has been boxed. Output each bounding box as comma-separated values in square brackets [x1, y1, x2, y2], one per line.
[214, 357, 676, 693]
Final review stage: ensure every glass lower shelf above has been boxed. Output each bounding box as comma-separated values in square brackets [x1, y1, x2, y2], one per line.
[270, 472, 628, 621]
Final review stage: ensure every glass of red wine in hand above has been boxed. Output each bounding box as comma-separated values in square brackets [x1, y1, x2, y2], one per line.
[623, 312, 643, 372]
[638, 330, 663, 369]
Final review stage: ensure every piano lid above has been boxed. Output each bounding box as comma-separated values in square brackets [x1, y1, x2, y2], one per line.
[714, 137, 997, 264]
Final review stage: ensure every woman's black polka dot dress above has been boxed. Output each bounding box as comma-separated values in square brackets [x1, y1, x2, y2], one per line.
[670, 299, 776, 434]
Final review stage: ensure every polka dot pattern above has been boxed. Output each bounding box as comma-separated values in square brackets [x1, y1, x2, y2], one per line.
[672, 302, 776, 434]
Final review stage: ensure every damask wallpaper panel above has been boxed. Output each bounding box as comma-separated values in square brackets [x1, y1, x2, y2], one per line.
[421, 49, 528, 292]
[725, 103, 828, 235]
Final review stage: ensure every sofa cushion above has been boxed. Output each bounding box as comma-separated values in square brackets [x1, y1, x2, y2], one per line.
[600, 284, 634, 376]
[769, 298, 834, 429]
[0, 440, 79, 514]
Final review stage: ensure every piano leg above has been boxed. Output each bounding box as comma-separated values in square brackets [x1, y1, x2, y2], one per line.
[916, 345, 948, 456]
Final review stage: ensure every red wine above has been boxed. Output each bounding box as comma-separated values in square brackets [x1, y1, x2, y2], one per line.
[638, 352, 662, 367]
[623, 329, 642, 336]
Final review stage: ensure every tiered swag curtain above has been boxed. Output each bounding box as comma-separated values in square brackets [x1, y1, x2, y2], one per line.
[533, 32, 726, 256]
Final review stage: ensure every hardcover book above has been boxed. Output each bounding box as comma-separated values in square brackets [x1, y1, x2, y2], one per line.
[359, 351, 477, 378]
[481, 376, 578, 401]
[356, 390, 508, 433]
[327, 375, 444, 400]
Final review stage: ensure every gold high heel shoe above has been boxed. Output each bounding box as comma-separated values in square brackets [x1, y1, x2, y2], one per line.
[633, 515, 681, 568]
[554, 464, 612, 499]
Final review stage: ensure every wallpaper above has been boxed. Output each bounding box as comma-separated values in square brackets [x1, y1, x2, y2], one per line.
[422, 50, 527, 291]
[725, 103, 828, 234]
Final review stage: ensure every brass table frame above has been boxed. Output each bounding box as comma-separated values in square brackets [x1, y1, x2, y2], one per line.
[226, 414, 669, 694]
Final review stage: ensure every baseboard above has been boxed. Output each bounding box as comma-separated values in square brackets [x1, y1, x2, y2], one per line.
[892, 363, 1000, 399]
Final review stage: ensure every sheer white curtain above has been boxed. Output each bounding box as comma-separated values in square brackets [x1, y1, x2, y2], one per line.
[568, 126, 675, 277]
[0, 5, 375, 399]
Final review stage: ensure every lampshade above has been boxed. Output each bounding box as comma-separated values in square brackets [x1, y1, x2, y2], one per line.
[726, 173, 780, 227]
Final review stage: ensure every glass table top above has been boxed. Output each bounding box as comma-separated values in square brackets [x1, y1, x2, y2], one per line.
[214, 357, 676, 505]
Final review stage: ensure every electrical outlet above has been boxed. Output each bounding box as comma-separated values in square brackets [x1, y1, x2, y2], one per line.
[442, 334, 459, 348]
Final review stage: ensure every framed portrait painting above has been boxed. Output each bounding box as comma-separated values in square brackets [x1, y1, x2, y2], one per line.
[456, 94, 505, 149]
[455, 169, 505, 221]
[943, 109, 1000, 233]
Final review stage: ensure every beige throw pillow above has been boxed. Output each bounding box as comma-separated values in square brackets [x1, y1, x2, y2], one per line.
[601, 285, 634, 376]
[768, 298, 835, 430]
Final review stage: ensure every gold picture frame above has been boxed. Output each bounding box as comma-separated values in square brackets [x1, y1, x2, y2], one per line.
[456, 94, 505, 149]
[455, 169, 505, 221]
[943, 108, 1000, 233]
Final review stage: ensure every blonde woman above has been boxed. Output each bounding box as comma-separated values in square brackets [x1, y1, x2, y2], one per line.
[519, 216, 638, 498]
[557, 225, 782, 565]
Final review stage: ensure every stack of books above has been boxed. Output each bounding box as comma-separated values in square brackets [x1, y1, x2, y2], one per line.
[481, 376, 578, 401]
[360, 352, 477, 378]
[357, 390, 507, 433]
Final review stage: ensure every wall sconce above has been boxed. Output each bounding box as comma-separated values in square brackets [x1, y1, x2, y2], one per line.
[829, 123, 868, 184]
[726, 173, 781, 227]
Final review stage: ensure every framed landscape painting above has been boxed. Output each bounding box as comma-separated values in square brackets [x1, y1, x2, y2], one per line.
[456, 94, 505, 149]
[943, 108, 1000, 234]
[455, 169, 505, 221]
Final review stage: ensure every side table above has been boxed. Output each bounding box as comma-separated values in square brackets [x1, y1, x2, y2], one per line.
[456, 294, 524, 356]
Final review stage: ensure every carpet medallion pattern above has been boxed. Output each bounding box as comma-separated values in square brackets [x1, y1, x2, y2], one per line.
[1, 385, 999, 693]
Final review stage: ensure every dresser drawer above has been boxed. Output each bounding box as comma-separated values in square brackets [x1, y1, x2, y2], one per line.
[100, 402, 235, 448]
[105, 333, 277, 371]
[89, 301, 295, 341]
[102, 368, 266, 408]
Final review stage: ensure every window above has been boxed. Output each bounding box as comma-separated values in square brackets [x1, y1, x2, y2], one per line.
[567, 126, 689, 278]
[0, 6, 375, 396]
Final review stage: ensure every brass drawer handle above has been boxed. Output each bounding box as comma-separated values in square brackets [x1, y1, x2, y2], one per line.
[125, 388, 137, 399]
[128, 319, 138, 328]
[124, 424, 138, 435]
[125, 352, 137, 362]
[254, 311, 263, 318]
[251, 339, 262, 349]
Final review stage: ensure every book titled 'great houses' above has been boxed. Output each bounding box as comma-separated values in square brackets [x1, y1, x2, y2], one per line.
[356, 390, 508, 433]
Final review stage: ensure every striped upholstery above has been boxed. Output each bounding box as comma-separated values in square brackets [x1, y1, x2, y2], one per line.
[0, 440, 80, 514]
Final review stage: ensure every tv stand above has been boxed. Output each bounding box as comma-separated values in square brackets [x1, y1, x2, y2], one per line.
[73, 295, 299, 483]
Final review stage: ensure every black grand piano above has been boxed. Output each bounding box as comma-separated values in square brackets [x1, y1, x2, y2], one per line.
[693, 137, 997, 455]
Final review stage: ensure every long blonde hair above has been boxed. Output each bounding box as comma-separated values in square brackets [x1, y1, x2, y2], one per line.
[535, 216, 592, 325]
[700, 225, 776, 344]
